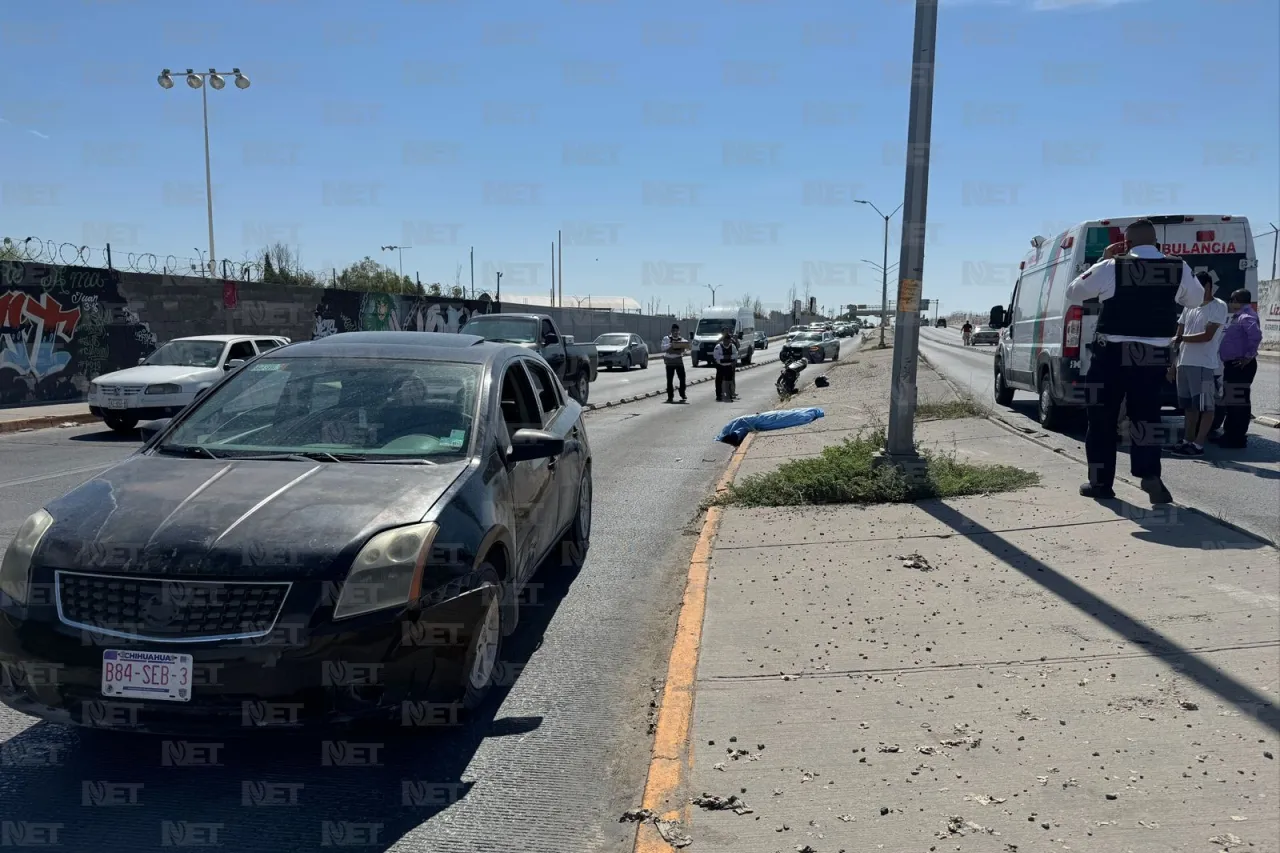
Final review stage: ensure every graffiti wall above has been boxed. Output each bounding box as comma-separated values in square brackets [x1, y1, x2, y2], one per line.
[311, 290, 496, 340]
[0, 261, 156, 406]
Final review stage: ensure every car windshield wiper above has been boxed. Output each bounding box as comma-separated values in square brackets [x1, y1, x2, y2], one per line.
[342, 455, 438, 465]
[155, 444, 223, 459]
[217, 451, 345, 462]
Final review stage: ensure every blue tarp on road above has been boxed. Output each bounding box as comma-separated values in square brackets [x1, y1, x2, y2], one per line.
[715, 407, 825, 446]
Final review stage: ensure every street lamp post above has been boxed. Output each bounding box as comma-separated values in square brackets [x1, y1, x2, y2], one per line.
[495, 271, 503, 302]
[884, 0, 940, 469]
[705, 283, 721, 305]
[157, 68, 250, 279]
[855, 198, 904, 348]
[381, 245, 411, 292]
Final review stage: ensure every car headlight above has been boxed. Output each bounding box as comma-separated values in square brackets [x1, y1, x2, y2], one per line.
[332, 522, 439, 620]
[145, 383, 182, 395]
[1, 509, 54, 605]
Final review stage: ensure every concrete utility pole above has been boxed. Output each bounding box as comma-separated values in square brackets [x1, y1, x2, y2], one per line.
[496, 270, 503, 303]
[883, 0, 939, 473]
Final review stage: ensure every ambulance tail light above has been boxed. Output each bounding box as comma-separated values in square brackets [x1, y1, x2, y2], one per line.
[1064, 305, 1083, 358]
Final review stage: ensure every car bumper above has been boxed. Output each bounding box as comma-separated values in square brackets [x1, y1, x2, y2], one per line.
[0, 589, 486, 734]
[971, 335, 999, 345]
[89, 405, 187, 420]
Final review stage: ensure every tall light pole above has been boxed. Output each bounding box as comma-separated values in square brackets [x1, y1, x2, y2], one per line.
[884, 0, 939, 469]
[705, 283, 721, 305]
[855, 198, 904, 348]
[157, 68, 250, 279]
[381, 245, 410, 294]
[495, 270, 503, 302]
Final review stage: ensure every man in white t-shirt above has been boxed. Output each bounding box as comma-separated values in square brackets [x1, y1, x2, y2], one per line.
[1171, 271, 1228, 456]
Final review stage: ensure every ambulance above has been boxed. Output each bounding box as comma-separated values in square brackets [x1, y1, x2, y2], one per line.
[987, 214, 1259, 431]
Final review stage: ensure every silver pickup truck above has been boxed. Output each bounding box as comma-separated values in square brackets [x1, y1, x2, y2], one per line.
[462, 313, 599, 404]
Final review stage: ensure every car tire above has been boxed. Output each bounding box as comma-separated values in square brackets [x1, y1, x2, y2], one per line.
[690, 355, 699, 368]
[641, 356, 649, 369]
[558, 466, 592, 570]
[993, 361, 1014, 405]
[458, 563, 506, 712]
[104, 415, 138, 433]
[623, 355, 631, 371]
[1037, 369, 1064, 431]
[572, 371, 590, 405]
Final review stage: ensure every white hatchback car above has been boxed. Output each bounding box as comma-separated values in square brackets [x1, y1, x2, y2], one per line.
[88, 334, 290, 432]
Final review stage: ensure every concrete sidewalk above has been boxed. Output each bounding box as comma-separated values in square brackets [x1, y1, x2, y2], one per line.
[0, 402, 96, 434]
[640, 344, 1279, 853]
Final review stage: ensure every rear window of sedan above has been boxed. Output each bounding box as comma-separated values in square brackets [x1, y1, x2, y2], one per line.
[163, 357, 483, 459]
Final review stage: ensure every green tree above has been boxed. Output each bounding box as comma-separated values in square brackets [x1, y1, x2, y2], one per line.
[258, 242, 321, 287]
[337, 256, 414, 293]
[426, 282, 442, 296]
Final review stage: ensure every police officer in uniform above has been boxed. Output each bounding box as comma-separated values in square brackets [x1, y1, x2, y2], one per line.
[1064, 219, 1203, 504]
[713, 329, 739, 402]
[661, 323, 688, 403]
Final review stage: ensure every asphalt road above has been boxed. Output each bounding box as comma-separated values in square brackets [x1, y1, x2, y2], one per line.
[917, 326, 1280, 544]
[0, 354, 835, 853]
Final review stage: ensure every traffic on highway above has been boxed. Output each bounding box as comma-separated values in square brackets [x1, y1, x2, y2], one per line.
[0, 328, 842, 851]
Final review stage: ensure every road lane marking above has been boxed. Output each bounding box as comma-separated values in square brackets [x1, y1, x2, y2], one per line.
[633, 432, 755, 853]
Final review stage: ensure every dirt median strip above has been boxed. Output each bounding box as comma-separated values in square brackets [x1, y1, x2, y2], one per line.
[585, 358, 775, 413]
[631, 432, 756, 853]
[0, 412, 99, 435]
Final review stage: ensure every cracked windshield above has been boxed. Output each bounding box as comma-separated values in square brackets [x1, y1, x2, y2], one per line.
[0, 1, 1275, 852]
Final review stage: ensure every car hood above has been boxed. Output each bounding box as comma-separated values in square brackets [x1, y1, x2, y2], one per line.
[93, 365, 223, 387]
[38, 455, 471, 579]
[595, 345, 625, 354]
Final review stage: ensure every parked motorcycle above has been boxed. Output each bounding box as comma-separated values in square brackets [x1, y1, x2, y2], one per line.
[776, 358, 808, 397]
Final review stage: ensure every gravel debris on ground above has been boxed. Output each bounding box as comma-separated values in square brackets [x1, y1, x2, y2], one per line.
[899, 552, 934, 571]
[691, 793, 753, 815]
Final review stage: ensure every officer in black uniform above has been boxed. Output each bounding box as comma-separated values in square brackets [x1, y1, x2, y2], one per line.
[1064, 219, 1202, 504]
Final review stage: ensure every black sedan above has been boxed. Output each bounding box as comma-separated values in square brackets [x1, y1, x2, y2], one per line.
[780, 330, 840, 363]
[0, 332, 592, 733]
[753, 331, 768, 349]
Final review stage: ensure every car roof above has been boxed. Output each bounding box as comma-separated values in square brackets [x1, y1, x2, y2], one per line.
[271, 332, 516, 364]
[170, 334, 279, 344]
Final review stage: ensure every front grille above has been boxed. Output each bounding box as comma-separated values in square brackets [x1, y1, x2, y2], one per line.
[56, 572, 290, 641]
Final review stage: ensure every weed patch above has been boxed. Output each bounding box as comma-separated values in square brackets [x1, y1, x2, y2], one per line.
[714, 430, 1038, 508]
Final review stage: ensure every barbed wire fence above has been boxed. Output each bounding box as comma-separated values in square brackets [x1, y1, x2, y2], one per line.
[0, 236, 326, 284]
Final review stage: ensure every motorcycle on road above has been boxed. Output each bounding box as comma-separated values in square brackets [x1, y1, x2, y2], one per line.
[776, 358, 809, 397]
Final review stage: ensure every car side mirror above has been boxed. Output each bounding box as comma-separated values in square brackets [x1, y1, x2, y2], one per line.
[988, 306, 1006, 329]
[139, 418, 171, 443]
[542, 334, 558, 345]
[507, 428, 565, 463]
[225, 359, 245, 371]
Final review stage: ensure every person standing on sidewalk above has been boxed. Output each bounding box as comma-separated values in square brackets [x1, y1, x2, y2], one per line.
[713, 329, 739, 402]
[661, 323, 689, 403]
[1208, 288, 1262, 448]
[1064, 219, 1202, 504]
[1170, 272, 1228, 456]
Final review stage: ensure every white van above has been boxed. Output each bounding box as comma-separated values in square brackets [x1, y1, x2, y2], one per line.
[987, 214, 1259, 430]
[690, 305, 756, 367]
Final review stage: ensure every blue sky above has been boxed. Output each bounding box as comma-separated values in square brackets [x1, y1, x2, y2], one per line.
[2, 0, 1277, 317]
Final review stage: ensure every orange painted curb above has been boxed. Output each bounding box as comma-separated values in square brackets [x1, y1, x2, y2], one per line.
[632, 431, 755, 853]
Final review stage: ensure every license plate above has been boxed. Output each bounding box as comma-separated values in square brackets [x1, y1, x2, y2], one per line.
[107, 398, 127, 410]
[101, 650, 193, 702]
